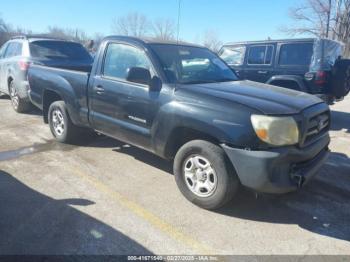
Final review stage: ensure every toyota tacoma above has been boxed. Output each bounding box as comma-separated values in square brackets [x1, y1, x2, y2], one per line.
[27, 36, 330, 210]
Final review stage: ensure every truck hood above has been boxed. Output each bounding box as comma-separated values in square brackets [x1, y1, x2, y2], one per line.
[178, 80, 323, 115]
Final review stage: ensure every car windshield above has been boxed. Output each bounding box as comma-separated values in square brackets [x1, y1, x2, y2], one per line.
[149, 44, 238, 84]
[29, 40, 93, 62]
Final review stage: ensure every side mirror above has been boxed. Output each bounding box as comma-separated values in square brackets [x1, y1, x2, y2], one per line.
[149, 76, 162, 92]
[126, 67, 151, 85]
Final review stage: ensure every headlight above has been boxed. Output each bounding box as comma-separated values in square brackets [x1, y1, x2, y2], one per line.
[251, 115, 299, 146]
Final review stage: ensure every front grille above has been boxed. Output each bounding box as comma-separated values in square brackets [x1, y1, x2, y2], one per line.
[300, 104, 330, 147]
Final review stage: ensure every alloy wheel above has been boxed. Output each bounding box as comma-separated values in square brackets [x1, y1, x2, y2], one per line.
[183, 155, 218, 197]
[52, 108, 65, 136]
[9, 82, 19, 110]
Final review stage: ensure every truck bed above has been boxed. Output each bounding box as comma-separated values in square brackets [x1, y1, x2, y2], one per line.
[28, 65, 91, 127]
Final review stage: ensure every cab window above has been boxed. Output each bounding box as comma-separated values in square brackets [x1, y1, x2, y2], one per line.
[103, 43, 153, 81]
[247, 45, 273, 65]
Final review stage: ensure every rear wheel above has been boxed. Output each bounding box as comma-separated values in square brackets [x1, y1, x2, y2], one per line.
[48, 101, 85, 144]
[174, 140, 239, 210]
[9, 80, 32, 113]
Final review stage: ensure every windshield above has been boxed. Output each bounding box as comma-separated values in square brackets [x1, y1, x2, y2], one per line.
[219, 45, 246, 65]
[149, 44, 238, 84]
[29, 40, 93, 63]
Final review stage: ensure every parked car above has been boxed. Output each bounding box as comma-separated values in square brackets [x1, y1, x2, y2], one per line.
[27, 36, 330, 210]
[219, 38, 350, 104]
[0, 35, 93, 113]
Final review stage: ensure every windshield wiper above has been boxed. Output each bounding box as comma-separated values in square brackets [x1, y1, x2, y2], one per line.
[213, 78, 236, 83]
[180, 80, 215, 85]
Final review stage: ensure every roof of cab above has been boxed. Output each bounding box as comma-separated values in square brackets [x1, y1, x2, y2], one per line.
[103, 35, 204, 48]
[223, 38, 317, 46]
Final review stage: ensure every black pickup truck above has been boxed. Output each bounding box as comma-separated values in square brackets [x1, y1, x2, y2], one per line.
[28, 36, 330, 210]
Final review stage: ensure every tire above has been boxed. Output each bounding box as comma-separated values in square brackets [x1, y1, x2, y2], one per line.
[173, 140, 239, 210]
[330, 59, 350, 98]
[9, 80, 33, 113]
[48, 101, 84, 144]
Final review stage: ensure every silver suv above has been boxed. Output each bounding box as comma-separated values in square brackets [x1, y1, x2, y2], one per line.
[0, 35, 93, 113]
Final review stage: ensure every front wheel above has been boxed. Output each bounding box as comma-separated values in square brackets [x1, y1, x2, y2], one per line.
[173, 140, 239, 210]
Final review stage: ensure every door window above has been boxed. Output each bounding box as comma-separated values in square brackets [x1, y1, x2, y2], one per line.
[247, 45, 273, 65]
[219, 45, 246, 66]
[103, 43, 153, 80]
[278, 43, 313, 66]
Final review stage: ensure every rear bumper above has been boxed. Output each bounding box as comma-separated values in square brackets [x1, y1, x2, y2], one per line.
[222, 134, 330, 194]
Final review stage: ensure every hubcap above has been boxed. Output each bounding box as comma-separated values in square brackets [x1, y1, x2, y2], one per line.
[52, 109, 65, 136]
[9, 82, 19, 109]
[183, 155, 217, 197]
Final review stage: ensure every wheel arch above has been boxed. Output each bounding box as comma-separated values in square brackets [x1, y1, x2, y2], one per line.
[163, 126, 222, 159]
[267, 75, 307, 92]
[7, 76, 14, 92]
[42, 89, 64, 123]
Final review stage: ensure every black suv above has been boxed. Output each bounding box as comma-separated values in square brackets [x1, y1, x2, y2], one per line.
[219, 38, 350, 104]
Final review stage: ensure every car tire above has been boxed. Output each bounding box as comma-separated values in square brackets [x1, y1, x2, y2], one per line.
[48, 101, 85, 144]
[331, 59, 350, 98]
[173, 140, 239, 210]
[9, 80, 33, 113]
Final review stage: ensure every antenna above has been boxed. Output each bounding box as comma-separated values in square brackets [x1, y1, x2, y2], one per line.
[177, 0, 182, 44]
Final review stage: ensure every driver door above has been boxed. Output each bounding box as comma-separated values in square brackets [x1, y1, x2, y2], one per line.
[89, 42, 160, 150]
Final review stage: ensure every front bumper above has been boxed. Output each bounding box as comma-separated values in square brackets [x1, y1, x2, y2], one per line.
[222, 134, 330, 194]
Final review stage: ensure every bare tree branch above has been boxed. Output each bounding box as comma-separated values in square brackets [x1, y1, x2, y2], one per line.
[201, 30, 223, 52]
[151, 18, 175, 41]
[282, 0, 350, 56]
[111, 12, 150, 37]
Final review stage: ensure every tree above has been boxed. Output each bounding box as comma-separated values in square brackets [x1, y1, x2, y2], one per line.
[283, 0, 333, 37]
[201, 30, 223, 52]
[152, 18, 176, 41]
[111, 12, 150, 37]
[0, 16, 10, 46]
[283, 0, 350, 56]
[334, 0, 350, 55]
[46, 26, 89, 43]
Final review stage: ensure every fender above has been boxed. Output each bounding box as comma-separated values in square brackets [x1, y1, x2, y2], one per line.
[151, 100, 259, 158]
[267, 75, 308, 92]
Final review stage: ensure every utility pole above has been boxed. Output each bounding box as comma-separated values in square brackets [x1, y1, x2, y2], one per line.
[326, 0, 332, 38]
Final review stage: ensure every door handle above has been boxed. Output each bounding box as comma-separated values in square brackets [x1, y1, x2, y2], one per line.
[94, 85, 105, 95]
[258, 71, 268, 74]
